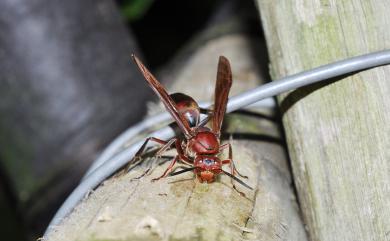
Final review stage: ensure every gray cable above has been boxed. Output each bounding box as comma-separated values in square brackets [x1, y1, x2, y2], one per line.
[227, 50, 390, 112]
[44, 49, 390, 237]
[45, 126, 175, 235]
[83, 112, 172, 178]
[84, 98, 275, 178]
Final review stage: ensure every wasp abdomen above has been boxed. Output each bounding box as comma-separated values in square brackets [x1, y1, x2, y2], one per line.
[170, 93, 200, 127]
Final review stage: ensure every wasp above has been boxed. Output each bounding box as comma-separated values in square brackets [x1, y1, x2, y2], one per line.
[128, 54, 252, 193]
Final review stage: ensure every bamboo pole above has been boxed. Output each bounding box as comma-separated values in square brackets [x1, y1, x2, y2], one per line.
[256, 1, 390, 240]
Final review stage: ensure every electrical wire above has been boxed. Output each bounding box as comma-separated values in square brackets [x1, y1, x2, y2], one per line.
[44, 49, 390, 237]
[84, 98, 275, 178]
[83, 112, 172, 178]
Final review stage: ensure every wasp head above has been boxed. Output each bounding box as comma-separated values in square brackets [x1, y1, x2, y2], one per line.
[194, 156, 222, 183]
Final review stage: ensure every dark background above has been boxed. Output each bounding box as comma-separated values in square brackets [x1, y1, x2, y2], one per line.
[0, 0, 263, 240]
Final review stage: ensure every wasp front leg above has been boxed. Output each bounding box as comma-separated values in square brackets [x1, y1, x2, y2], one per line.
[151, 139, 192, 181]
[222, 159, 249, 196]
[219, 143, 248, 178]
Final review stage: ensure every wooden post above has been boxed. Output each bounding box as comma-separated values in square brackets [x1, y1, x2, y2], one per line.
[44, 33, 307, 241]
[256, 1, 390, 240]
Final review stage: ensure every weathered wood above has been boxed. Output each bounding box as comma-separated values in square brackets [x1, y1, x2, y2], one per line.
[45, 34, 307, 241]
[256, 1, 390, 240]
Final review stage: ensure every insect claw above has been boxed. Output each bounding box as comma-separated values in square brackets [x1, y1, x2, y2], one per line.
[233, 185, 246, 197]
[234, 170, 248, 179]
[134, 156, 142, 162]
[130, 168, 151, 181]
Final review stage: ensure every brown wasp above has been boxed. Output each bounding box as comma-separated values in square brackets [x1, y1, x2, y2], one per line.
[128, 54, 252, 193]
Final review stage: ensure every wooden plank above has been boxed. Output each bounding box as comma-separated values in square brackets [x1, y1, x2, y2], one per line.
[45, 35, 307, 241]
[256, 1, 390, 240]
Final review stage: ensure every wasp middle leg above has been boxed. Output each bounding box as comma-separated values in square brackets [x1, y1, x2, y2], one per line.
[151, 139, 192, 181]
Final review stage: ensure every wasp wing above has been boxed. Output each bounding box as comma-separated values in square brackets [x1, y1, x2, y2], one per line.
[132, 54, 193, 138]
[212, 56, 232, 136]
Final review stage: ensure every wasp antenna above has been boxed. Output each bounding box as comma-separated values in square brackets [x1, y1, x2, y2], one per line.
[221, 170, 253, 190]
[169, 167, 196, 176]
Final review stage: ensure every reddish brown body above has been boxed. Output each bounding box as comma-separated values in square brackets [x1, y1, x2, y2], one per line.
[171, 93, 200, 127]
[194, 156, 222, 183]
[188, 128, 219, 155]
[128, 54, 252, 192]
[187, 128, 222, 182]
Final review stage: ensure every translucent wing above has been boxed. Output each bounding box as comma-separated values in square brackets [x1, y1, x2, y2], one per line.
[132, 54, 193, 138]
[212, 56, 232, 136]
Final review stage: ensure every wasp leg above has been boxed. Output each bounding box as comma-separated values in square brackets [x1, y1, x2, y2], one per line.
[174, 139, 192, 165]
[151, 155, 179, 182]
[129, 167, 151, 181]
[122, 137, 176, 175]
[151, 139, 192, 181]
[155, 138, 176, 157]
[222, 159, 246, 197]
[219, 143, 248, 178]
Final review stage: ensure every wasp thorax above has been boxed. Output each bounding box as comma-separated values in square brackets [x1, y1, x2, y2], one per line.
[188, 129, 219, 155]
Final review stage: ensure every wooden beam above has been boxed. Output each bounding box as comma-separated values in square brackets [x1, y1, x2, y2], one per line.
[256, 1, 390, 240]
[45, 34, 307, 241]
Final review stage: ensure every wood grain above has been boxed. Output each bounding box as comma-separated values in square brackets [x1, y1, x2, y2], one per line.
[45, 35, 307, 241]
[256, 1, 390, 240]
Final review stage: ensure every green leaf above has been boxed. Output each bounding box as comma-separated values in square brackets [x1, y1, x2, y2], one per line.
[121, 0, 154, 21]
